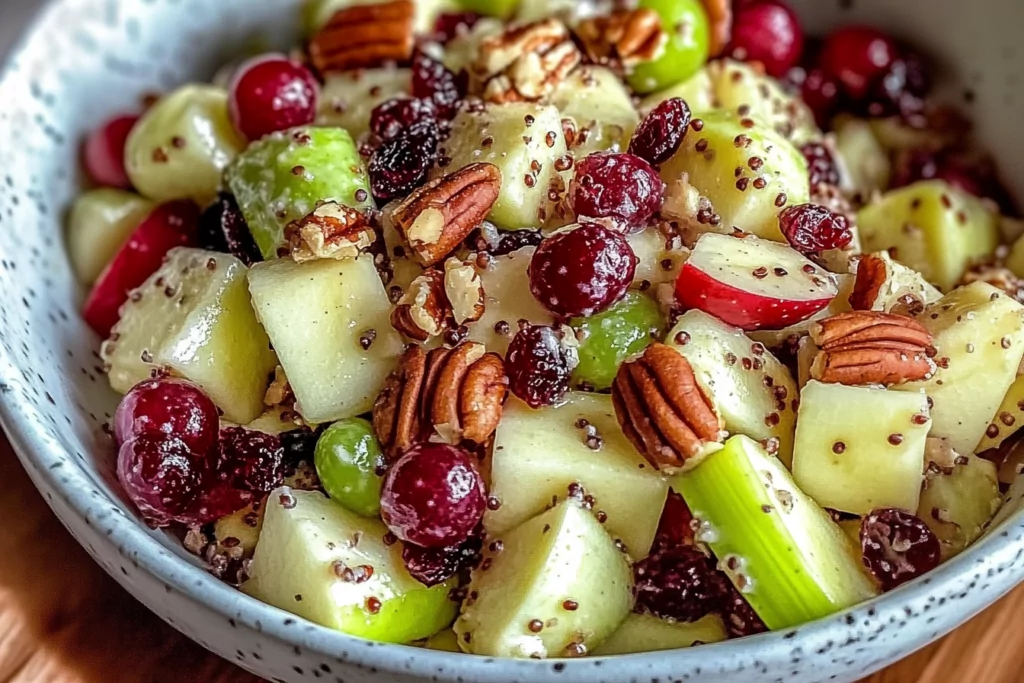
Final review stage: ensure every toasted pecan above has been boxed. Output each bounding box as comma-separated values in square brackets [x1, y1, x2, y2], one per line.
[475, 18, 582, 103]
[285, 201, 374, 263]
[373, 342, 508, 460]
[391, 270, 448, 341]
[809, 311, 937, 386]
[700, 0, 732, 57]
[391, 163, 501, 266]
[849, 253, 889, 311]
[309, 0, 415, 73]
[575, 9, 667, 69]
[612, 343, 725, 472]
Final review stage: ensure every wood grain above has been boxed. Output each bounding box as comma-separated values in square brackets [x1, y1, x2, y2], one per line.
[0, 434, 1020, 683]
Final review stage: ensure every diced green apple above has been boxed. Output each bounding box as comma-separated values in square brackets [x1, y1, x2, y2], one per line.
[455, 499, 634, 657]
[918, 452, 1001, 560]
[857, 181, 1000, 291]
[317, 68, 412, 140]
[67, 189, 155, 285]
[487, 393, 669, 558]
[705, 59, 820, 147]
[660, 110, 810, 241]
[439, 102, 567, 230]
[792, 381, 930, 515]
[467, 247, 554, 355]
[421, 628, 461, 652]
[101, 247, 277, 424]
[1007, 232, 1024, 279]
[570, 292, 663, 391]
[638, 68, 716, 117]
[976, 375, 1024, 451]
[226, 126, 373, 259]
[667, 310, 799, 466]
[893, 282, 1024, 454]
[593, 613, 727, 655]
[550, 66, 639, 156]
[455, 0, 518, 18]
[674, 435, 878, 630]
[247, 256, 404, 424]
[244, 488, 457, 642]
[627, 229, 688, 287]
[125, 85, 246, 203]
[442, 18, 503, 76]
[833, 118, 890, 197]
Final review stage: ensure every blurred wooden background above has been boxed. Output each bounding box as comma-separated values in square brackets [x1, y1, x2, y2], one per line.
[1, 1, 1022, 682]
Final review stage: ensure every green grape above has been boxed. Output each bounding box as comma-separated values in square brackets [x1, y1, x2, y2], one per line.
[225, 126, 372, 259]
[570, 292, 664, 390]
[456, 0, 519, 19]
[314, 418, 385, 517]
[628, 0, 710, 95]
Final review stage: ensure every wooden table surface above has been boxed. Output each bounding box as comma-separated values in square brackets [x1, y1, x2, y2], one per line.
[0, 433, 1019, 683]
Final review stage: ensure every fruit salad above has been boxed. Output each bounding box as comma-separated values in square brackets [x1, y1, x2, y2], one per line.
[71, 0, 1023, 659]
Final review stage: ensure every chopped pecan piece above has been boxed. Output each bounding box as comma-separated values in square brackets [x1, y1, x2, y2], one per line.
[575, 9, 667, 69]
[391, 269, 448, 341]
[848, 253, 889, 311]
[264, 365, 294, 408]
[391, 163, 501, 266]
[285, 201, 374, 263]
[443, 257, 485, 325]
[309, 0, 415, 73]
[612, 343, 725, 472]
[700, 0, 732, 57]
[809, 311, 937, 386]
[373, 343, 508, 459]
[474, 18, 582, 103]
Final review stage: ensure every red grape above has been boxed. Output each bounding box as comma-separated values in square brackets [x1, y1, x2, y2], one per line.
[229, 54, 319, 141]
[114, 378, 219, 454]
[83, 114, 139, 188]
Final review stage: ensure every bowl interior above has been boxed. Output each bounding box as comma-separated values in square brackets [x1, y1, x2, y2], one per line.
[1, 1, 1023, 682]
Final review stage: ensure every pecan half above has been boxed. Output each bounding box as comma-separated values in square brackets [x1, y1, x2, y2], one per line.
[373, 342, 508, 460]
[700, 0, 732, 57]
[849, 253, 888, 311]
[391, 269, 448, 341]
[475, 19, 582, 103]
[309, 0, 415, 73]
[809, 311, 937, 386]
[575, 9, 667, 69]
[391, 163, 501, 266]
[285, 201, 374, 263]
[612, 343, 725, 472]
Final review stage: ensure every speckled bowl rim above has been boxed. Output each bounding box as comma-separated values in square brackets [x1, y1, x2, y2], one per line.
[2, 2, 1024, 682]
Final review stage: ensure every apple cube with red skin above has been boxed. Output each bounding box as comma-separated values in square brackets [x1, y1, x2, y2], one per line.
[675, 232, 838, 331]
[83, 200, 199, 336]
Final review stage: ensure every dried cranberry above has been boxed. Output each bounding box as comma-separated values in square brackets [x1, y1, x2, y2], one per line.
[866, 53, 930, 119]
[633, 545, 730, 623]
[529, 223, 638, 318]
[800, 68, 841, 127]
[721, 584, 769, 637]
[228, 54, 319, 141]
[114, 378, 219, 454]
[779, 203, 853, 254]
[727, 0, 805, 77]
[801, 142, 841, 187]
[860, 508, 940, 591]
[83, 113, 139, 188]
[368, 123, 439, 203]
[219, 427, 285, 494]
[402, 534, 482, 587]
[188, 480, 254, 524]
[198, 193, 262, 265]
[411, 48, 464, 120]
[629, 98, 691, 167]
[506, 325, 573, 408]
[569, 152, 664, 232]
[118, 433, 200, 526]
[819, 26, 898, 101]
[652, 489, 695, 552]
[486, 228, 544, 256]
[432, 11, 481, 44]
[380, 444, 486, 548]
[369, 97, 438, 142]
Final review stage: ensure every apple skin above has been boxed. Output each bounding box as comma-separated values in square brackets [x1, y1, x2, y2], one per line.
[83, 114, 139, 189]
[675, 261, 835, 331]
[83, 200, 199, 336]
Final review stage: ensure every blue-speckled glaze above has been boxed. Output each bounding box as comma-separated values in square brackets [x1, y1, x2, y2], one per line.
[0, 1, 1022, 682]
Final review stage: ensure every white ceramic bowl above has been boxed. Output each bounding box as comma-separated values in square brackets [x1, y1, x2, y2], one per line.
[1, 1, 1022, 682]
